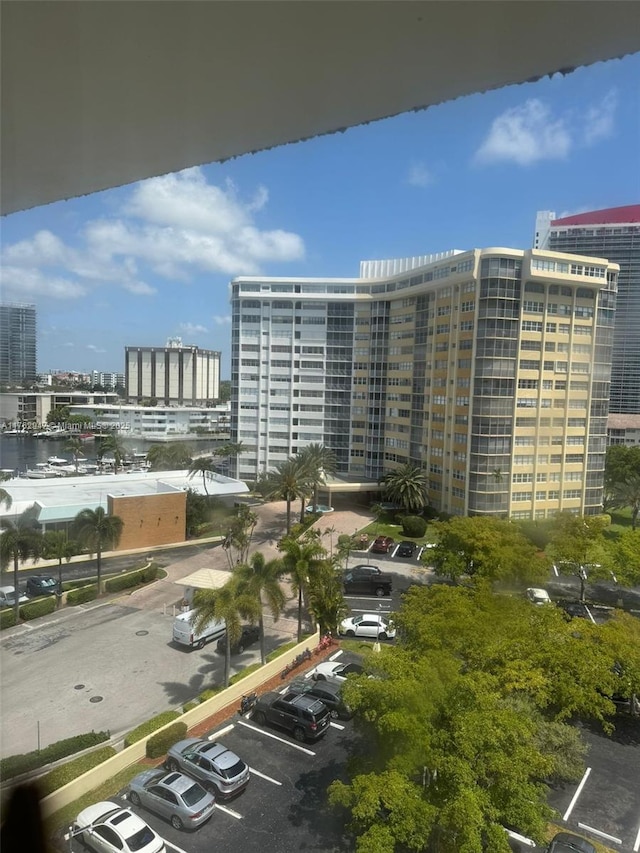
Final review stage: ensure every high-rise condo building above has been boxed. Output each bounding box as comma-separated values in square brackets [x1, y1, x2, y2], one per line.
[535, 205, 640, 414]
[231, 247, 619, 519]
[0, 303, 37, 385]
[125, 337, 221, 405]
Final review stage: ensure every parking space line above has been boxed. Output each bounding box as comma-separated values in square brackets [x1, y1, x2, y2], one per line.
[236, 719, 316, 755]
[562, 766, 591, 821]
[328, 649, 343, 661]
[215, 802, 243, 820]
[249, 766, 283, 785]
[633, 820, 640, 852]
[165, 839, 191, 853]
[577, 823, 621, 846]
[209, 724, 234, 739]
[330, 722, 345, 730]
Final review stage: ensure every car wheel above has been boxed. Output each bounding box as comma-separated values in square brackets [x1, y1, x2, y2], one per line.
[293, 726, 306, 742]
[315, 673, 326, 681]
[375, 587, 385, 597]
[378, 632, 387, 641]
[167, 759, 180, 772]
[196, 639, 206, 650]
[330, 709, 339, 719]
[171, 815, 184, 831]
[253, 710, 266, 725]
[128, 791, 141, 807]
[346, 630, 355, 637]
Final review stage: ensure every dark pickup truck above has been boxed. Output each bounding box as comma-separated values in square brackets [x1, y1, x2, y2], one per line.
[343, 564, 393, 597]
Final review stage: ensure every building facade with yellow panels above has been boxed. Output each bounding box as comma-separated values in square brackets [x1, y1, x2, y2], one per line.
[230, 248, 618, 519]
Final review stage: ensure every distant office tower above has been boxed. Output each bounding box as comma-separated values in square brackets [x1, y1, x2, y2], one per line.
[125, 338, 221, 404]
[0, 302, 37, 384]
[231, 247, 619, 519]
[535, 206, 640, 413]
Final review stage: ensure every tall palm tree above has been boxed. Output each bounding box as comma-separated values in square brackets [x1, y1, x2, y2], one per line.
[72, 507, 124, 593]
[234, 551, 286, 664]
[278, 531, 327, 641]
[382, 463, 429, 513]
[97, 433, 127, 473]
[612, 473, 640, 530]
[0, 471, 12, 510]
[43, 530, 77, 596]
[188, 456, 217, 495]
[147, 442, 193, 471]
[215, 441, 246, 477]
[0, 505, 43, 621]
[192, 578, 260, 687]
[297, 443, 337, 513]
[264, 457, 311, 534]
[65, 436, 85, 474]
[307, 558, 349, 636]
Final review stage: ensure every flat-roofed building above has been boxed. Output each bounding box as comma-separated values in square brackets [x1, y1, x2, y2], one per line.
[231, 247, 619, 519]
[125, 338, 221, 405]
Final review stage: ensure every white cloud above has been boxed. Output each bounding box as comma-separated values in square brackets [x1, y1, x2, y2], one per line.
[583, 89, 617, 145]
[178, 322, 208, 336]
[0, 265, 87, 300]
[87, 344, 106, 352]
[407, 161, 433, 188]
[212, 315, 232, 325]
[474, 99, 571, 166]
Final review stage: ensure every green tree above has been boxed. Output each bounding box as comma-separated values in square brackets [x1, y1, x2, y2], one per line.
[147, 442, 193, 471]
[604, 445, 640, 509]
[382, 464, 428, 513]
[0, 505, 43, 621]
[97, 433, 127, 473]
[607, 528, 640, 587]
[185, 488, 210, 537]
[215, 441, 245, 477]
[46, 405, 70, 425]
[307, 558, 349, 636]
[296, 443, 337, 513]
[264, 457, 310, 534]
[217, 380, 231, 403]
[72, 507, 124, 593]
[234, 551, 285, 664]
[547, 513, 609, 599]
[611, 473, 640, 530]
[65, 436, 85, 474]
[188, 455, 217, 495]
[278, 530, 326, 641]
[192, 578, 260, 687]
[222, 504, 258, 569]
[0, 471, 12, 510]
[43, 530, 76, 595]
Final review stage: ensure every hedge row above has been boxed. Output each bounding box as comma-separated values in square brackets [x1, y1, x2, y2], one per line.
[124, 711, 180, 747]
[20, 597, 56, 621]
[104, 565, 159, 594]
[1, 731, 111, 781]
[229, 663, 261, 685]
[38, 746, 116, 797]
[0, 609, 17, 631]
[146, 722, 188, 759]
[67, 585, 98, 606]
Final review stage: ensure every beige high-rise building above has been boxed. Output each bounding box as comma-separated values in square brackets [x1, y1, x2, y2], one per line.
[125, 338, 221, 405]
[231, 247, 619, 519]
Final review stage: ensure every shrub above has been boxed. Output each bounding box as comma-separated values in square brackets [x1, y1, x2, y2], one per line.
[142, 564, 159, 583]
[0, 609, 17, 631]
[146, 722, 188, 759]
[66, 585, 98, 606]
[198, 688, 222, 703]
[105, 565, 158, 593]
[124, 711, 180, 747]
[229, 663, 261, 685]
[20, 596, 56, 621]
[38, 746, 116, 797]
[182, 701, 199, 713]
[1, 731, 111, 781]
[402, 515, 427, 537]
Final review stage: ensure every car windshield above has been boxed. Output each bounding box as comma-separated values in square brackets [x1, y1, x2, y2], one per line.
[181, 782, 207, 807]
[40, 578, 56, 587]
[126, 826, 155, 851]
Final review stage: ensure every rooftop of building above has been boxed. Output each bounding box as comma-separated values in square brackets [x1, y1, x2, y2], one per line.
[608, 413, 640, 430]
[552, 205, 640, 227]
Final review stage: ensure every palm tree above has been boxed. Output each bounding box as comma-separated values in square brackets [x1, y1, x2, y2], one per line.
[214, 441, 245, 477]
[147, 442, 193, 471]
[97, 433, 127, 473]
[264, 457, 311, 534]
[72, 507, 124, 593]
[43, 530, 77, 596]
[0, 471, 12, 510]
[382, 463, 429, 513]
[234, 551, 286, 664]
[65, 436, 85, 474]
[307, 558, 349, 636]
[0, 505, 43, 621]
[278, 531, 327, 642]
[188, 456, 217, 495]
[297, 443, 337, 513]
[612, 473, 640, 530]
[192, 578, 260, 687]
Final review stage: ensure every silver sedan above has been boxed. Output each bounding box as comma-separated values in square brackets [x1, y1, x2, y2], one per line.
[127, 769, 215, 831]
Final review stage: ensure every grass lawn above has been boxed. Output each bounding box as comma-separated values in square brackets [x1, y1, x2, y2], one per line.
[359, 518, 438, 545]
[604, 506, 634, 541]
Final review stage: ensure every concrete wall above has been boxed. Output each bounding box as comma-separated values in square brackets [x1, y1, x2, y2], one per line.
[108, 491, 186, 550]
[39, 631, 320, 819]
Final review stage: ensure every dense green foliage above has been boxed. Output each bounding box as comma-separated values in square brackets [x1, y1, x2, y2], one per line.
[0, 608, 17, 630]
[123, 711, 180, 747]
[19, 596, 56, 620]
[0, 504, 44, 621]
[1, 731, 110, 781]
[104, 564, 159, 593]
[66, 584, 98, 605]
[382, 464, 429, 513]
[147, 442, 193, 471]
[72, 506, 124, 593]
[401, 515, 427, 538]
[39, 746, 116, 796]
[145, 722, 188, 759]
[331, 584, 640, 852]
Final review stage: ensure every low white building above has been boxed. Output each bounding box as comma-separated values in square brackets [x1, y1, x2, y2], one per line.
[67, 402, 231, 440]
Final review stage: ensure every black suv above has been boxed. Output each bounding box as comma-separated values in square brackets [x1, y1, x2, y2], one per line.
[284, 678, 353, 720]
[26, 575, 58, 597]
[546, 832, 596, 853]
[216, 624, 260, 655]
[396, 541, 417, 558]
[252, 691, 331, 741]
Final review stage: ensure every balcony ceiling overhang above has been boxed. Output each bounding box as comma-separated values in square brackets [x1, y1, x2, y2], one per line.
[2, 1, 640, 216]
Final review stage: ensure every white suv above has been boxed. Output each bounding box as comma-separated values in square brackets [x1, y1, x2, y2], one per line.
[339, 613, 395, 640]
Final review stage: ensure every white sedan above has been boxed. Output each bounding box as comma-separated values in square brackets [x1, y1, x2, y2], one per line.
[73, 802, 165, 853]
[312, 660, 364, 681]
[526, 588, 551, 606]
[338, 614, 396, 640]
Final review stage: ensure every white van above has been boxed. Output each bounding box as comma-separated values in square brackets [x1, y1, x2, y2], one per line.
[0, 586, 28, 608]
[172, 609, 226, 650]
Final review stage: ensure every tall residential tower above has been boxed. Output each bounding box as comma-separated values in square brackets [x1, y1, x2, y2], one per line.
[0, 303, 37, 385]
[231, 247, 618, 519]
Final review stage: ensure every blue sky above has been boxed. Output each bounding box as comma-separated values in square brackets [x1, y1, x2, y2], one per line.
[1, 53, 638, 378]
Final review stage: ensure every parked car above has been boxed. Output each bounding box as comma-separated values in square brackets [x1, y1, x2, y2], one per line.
[339, 613, 396, 640]
[0, 585, 28, 608]
[216, 623, 260, 655]
[165, 738, 250, 799]
[371, 535, 395, 554]
[396, 540, 416, 558]
[284, 678, 353, 720]
[73, 801, 165, 853]
[127, 769, 215, 831]
[546, 832, 596, 853]
[26, 575, 58, 597]
[252, 691, 331, 741]
[557, 599, 596, 623]
[312, 660, 364, 682]
[343, 564, 393, 597]
[525, 587, 551, 606]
